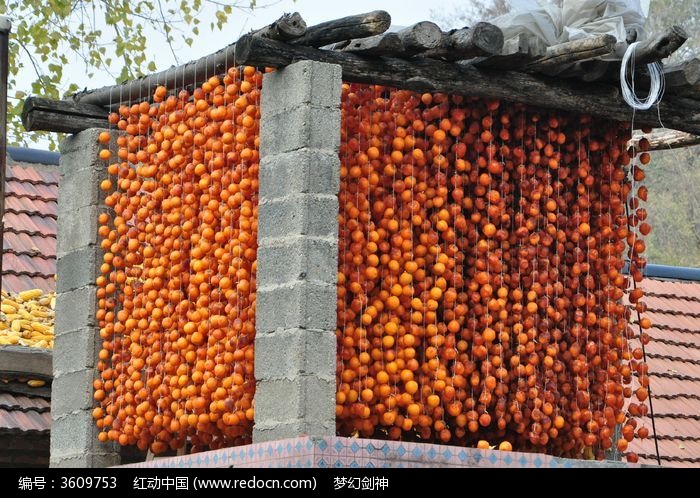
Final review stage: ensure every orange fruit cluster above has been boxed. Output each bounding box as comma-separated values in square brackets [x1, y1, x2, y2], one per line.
[94, 66, 262, 454]
[336, 84, 651, 461]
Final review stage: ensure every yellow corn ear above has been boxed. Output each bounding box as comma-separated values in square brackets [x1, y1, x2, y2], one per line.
[31, 322, 51, 333]
[31, 334, 53, 342]
[1, 304, 17, 314]
[18, 289, 43, 302]
[11, 320, 22, 332]
[30, 309, 50, 318]
[2, 299, 20, 310]
[27, 379, 46, 387]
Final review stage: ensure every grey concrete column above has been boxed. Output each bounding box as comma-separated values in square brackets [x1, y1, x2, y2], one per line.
[254, 60, 342, 442]
[51, 129, 120, 467]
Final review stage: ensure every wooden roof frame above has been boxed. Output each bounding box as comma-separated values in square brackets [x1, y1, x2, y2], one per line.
[21, 10, 700, 149]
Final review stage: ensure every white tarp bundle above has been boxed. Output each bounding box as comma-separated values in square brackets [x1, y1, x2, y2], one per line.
[491, 0, 650, 59]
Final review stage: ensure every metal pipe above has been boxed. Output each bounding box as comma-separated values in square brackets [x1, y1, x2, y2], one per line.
[0, 16, 10, 299]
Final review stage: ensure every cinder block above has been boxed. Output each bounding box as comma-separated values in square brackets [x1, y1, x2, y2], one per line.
[51, 369, 95, 414]
[262, 60, 342, 113]
[260, 105, 340, 157]
[257, 236, 337, 287]
[50, 409, 99, 456]
[255, 328, 336, 381]
[259, 148, 340, 200]
[53, 327, 100, 374]
[256, 281, 336, 333]
[57, 166, 107, 213]
[253, 419, 335, 442]
[258, 194, 338, 241]
[56, 247, 100, 293]
[254, 377, 335, 424]
[55, 285, 97, 333]
[59, 129, 103, 163]
[51, 452, 120, 468]
[57, 204, 103, 257]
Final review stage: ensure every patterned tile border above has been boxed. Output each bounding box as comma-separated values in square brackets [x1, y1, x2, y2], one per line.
[119, 436, 639, 468]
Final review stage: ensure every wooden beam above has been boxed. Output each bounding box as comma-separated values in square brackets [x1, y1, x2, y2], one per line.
[581, 56, 700, 89]
[340, 32, 403, 56]
[418, 23, 504, 60]
[289, 10, 390, 48]
[664, 58, 700, 87]
[632, 129, 700, 151]
[250, 12, 307, 40]
[68, 12, 308, 107]
[527, 34, 617, 72]
[22, 96, 108, 133]
[234, 34, 700, 136]
[633, 25, 688, 64]
[472, 33, 547, 69]
[394, 21, 442, 53]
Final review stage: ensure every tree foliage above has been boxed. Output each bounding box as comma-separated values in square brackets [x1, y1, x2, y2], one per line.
[0, 0, 257, 148]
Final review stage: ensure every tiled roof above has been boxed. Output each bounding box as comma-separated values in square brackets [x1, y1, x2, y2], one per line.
[629, 278, 700, 468]
[0, 391, 51, 434]
[0, 380, 51, 435]
[2, 157, 58, 293]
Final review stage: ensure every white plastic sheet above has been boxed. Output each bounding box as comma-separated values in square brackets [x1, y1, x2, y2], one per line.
[491, 0, 649, 59]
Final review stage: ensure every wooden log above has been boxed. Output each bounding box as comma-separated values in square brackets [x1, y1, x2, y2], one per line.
[21, 96, 108, 133]
[472, 33, 547, 69]
[527, 34, 617, 72]
[675, 83, 700, 100]
[289, 10, 390, 48]
[394, 21, 442, 53]
[631, 129, 700, 151]
[664, 58, 700, 87]
[234, 34, 700, 136]
[633, 25, 688, 64]
[250, 12, 307, 40]
[339, 21, 446, 57]
[68, 12, 308, 107]
[417, 23, 504, 60]
[340, 33, 403, 57]
[582, 57, 700, 89]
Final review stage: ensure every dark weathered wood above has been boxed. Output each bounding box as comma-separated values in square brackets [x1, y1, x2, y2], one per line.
[418, 23, 504, 60]
[21, 96, 108, 133]
[234, 34, 700, 136]
[633, 25, 688, 64]
[527, 34, 617, 71]
[23, 110, 107, 134]
[675, 83, 700, 100]
[289, 10, 390, 48]
[631, 130, 700, 150]
[68, 12, 308, 107]
[472, 33, 547, 69]
[250, 12, 307, 40]
[394, 21, 442, 53]
[581, 57, 700, 89]
[664, 58, 700, 87]
[626, 27, 639, 44]
[340, 33, 403, 56]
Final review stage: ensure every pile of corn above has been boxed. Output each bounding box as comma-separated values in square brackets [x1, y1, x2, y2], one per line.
[0, 289, 56, 348]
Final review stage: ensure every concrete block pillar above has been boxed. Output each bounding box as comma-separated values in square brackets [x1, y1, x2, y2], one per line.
[254, 61, 342, 442]
[51, 129, 120, 467]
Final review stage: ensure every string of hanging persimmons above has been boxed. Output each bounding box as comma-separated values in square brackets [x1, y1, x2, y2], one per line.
[91, 68, 652, 462]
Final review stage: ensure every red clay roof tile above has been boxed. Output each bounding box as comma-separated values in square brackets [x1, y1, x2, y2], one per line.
[627, 277, 700, 467]
[0, 391, 51, 434]
[2, 157, 58, 294]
